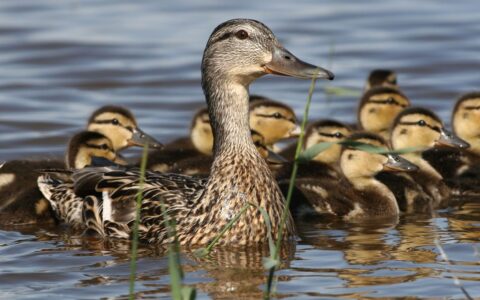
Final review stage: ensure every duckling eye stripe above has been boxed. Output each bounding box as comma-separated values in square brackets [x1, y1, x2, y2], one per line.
[464, 105, 480, 110]
[255, 113, 285, 120]
[85, 143, 110, 150]
[93, 120, 133, 132]
[399, 121, 441, 133]
[368, 98, 407, 107]
[319, 132, 342, 138]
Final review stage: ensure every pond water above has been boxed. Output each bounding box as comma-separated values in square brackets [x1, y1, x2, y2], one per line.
[0, 0, 479, 299]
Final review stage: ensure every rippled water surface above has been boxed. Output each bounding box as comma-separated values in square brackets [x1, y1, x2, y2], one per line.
[0, 0, 479, 299]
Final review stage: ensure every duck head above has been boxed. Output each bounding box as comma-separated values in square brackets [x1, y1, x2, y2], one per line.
[87, 105, 162, 151]
[365, 69, 398, 91]
[202, 19, 333, 91]
[452, 92, 480, 155]
[65, 131, 121, 169]
[391, 107, 470, 151]
[340, 132, 417, 181]
[251, 130, 286, 165]
[358, 86, 410, 139]
[249, 97, 300, 146]
[304, 119, 352, 165]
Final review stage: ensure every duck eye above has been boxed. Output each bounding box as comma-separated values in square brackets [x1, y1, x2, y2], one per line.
[235, 30, 249, 40]
[418, 120, 426, 126]
[273, 112, 282, 119]
[334, 132, 343, 138]
[100, 144, 109, 150]
[112, 119, 119, 125]
[387, 97, 395, 104]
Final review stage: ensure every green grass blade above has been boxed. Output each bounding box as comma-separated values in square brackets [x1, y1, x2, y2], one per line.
[129, 144, 149, 300]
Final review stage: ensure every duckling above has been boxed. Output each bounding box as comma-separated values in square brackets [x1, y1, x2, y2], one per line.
[282, 132, 417, 220]
[249, 97, 300, 150]
[170, 130, 286, 176]
[0, 105, 160, 225]
[0, 131, 119, 226]
[279, 119, 352, 166]
[147, 97, 299, 172]
[146, 107, 212, 172]
[38, 18, 334, 246]
[357, 86, 410, 140]
[389, 107, 469, 207]
[364, 69, 398, 91]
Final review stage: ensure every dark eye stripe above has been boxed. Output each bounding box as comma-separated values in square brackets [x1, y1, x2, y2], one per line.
[319, 132, 344, 138]
[85, 143, 112, 151]
[93, 120, 133, 132]
[368, 98, 407, 107]
[464, 105, 480, 110]
[399, 121, 441, 133]
[255, 113, 294, 122]
[212, 32, 233, 44]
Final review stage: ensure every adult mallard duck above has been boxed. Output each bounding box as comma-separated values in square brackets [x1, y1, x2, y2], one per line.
[281, 132, 417, 220]
[388, 107, 469, 207]
[0, 106, 160, 225]
[364, 69, 398, 91]
[357, 86, 410, 140]
[147, 97, 299, 172]
[38, 18, 334, 246]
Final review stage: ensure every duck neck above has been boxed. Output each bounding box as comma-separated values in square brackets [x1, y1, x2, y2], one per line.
[204, 78, 257, 158]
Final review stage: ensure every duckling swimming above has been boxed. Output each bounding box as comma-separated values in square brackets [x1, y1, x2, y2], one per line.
[389, 107, 469, 207]
[0, 106, 160, 225]
[39, 18, 334, 246]
[357, 86, 410, 140]
[284, 132, 417, 220]
[364, 69, 398, 91]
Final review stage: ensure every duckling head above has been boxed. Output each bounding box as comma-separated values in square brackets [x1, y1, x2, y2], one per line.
[358, 86, 410, 139]
[249, 98, 299, 146]
[202, 19, 333, 93]
[391, 107, 470, 151]
[65, 131, 118, 169]
[189, 107, 214, 155]
[340, 132, 417, 182]
[251, 130, 286, 164]
[304, 120, 352, 164]
[87, 105, 162, 152]
[452, 92, 480, 155]
[365, 69, 398, 91]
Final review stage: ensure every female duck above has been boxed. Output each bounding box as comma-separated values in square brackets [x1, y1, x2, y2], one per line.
[357, 86, 410, 139]
[389, 107, 469, 206]
[285, 132, 417, 220]
[39, 19, 334, 246]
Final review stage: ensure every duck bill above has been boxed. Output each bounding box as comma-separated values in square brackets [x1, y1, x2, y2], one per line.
[128, 128, 164, 149]
[435, 128, 470, 149]
[264, 46, 334, 80]
[383, 154, 418, 172]
[287, 124, 302, 138]
[267, 149, 288, 165]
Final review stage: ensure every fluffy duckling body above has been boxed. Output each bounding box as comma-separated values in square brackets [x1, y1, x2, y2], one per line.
[0, 106, 160, 225]
[388, 107, 469, 207]
[357, 86, 410, 140]
[38, 19, 334, 247]
[364, 69, 398, 91]
[0, 131, 119, 226]
[284, 132, 417, 220]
